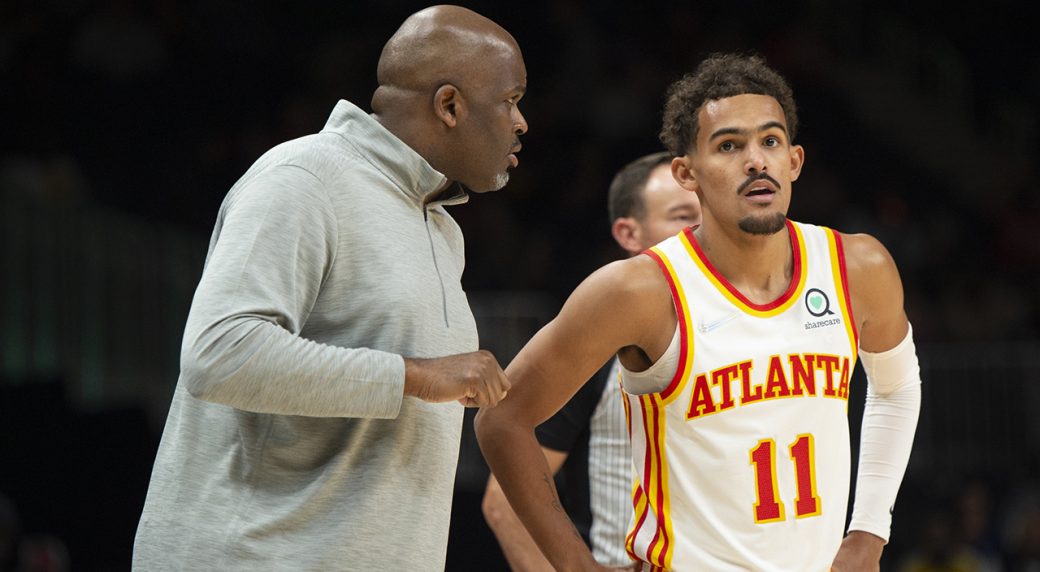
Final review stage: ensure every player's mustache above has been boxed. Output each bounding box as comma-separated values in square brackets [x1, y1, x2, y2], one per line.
[737, 173, 780, 194]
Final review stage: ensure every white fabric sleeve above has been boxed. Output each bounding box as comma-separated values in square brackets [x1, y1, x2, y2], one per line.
[847, 324, 922, 542]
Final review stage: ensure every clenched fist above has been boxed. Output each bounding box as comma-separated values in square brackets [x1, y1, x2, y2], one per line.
[404, 350, 512, 407]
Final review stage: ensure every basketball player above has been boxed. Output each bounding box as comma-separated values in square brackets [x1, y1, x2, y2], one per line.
[476, 53, 921, 571]
[482, 152, 702, 569]
[133, 6, 522, 571]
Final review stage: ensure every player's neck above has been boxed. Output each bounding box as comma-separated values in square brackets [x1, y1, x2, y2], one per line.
[693, 221, 793, 305]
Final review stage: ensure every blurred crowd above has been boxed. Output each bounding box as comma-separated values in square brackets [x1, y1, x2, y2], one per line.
[5, 472, 1040, 571]
[889, 473, 1040, 572]
[2, 0, 1037, 340]
[1, 1, 1037, 570]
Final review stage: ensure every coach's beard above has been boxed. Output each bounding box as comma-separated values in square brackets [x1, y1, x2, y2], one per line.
[739, 212, 787, 235]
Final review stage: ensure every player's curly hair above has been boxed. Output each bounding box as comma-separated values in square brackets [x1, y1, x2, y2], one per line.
[660, 53, 798, 156]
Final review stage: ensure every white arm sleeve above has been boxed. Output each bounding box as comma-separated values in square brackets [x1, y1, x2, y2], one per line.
[847, 324, 922, 542]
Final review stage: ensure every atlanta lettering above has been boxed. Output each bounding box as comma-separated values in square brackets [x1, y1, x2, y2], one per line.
[686, 353, 852, 420]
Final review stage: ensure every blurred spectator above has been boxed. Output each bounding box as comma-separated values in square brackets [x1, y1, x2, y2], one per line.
[70, 0, 166, 81]
[18, 537, 68, 572]
[0, 494, 68, 572]
[0, 155, 88, 206]
[958, 478, 1003, 572]
[896, 506, 995, 572]
[1001, 484, 1040, 572]
[0, 493, 19, 572]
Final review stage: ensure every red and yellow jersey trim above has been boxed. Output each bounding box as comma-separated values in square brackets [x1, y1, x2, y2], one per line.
[826, 229, 859, 358]
[626, 481, 648, 562]
[625, 394, 675, 569]
[681, 220, 808, 317]
[643, 248, 694, 404]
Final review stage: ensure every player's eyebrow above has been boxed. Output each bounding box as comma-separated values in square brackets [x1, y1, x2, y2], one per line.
[708, 121, 788, 142]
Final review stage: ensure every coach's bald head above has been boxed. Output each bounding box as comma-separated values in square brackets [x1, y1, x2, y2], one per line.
[375, 5, 519, 96]
[372, 5, 528, 195]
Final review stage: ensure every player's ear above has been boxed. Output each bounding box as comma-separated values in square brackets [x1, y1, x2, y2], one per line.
[611, 217, 643, 255]
[433, 84, 463, 128]
[789, 143, 805, 182]
[672, 156, 698, 192]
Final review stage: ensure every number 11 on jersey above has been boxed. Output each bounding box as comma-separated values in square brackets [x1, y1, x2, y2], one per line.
[749, 434, 821, 523]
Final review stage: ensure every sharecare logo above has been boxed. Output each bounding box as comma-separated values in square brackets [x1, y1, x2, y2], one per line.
[804, 288, 833, 317]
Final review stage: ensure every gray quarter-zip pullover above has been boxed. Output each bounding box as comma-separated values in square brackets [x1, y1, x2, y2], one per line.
[133, 100, 478, 571]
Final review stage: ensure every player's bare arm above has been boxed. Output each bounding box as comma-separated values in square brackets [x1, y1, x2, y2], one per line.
[482, 448, 569, 572]
[833, 231, 921, 570]
[476, 254, 673, 571]
[831, 531, 884, 572]
[841, 232, 909, 352]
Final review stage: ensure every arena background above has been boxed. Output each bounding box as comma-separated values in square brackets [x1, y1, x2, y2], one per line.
[1, 1, 1037, 570]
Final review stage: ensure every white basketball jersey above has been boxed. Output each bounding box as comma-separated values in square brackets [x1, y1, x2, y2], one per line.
[621, 221, 858, 572]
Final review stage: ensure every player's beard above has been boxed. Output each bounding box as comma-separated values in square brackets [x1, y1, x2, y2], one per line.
[738, 212, 786, 235]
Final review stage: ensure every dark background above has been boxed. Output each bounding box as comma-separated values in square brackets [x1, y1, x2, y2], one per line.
[2, 1, 1038, 570]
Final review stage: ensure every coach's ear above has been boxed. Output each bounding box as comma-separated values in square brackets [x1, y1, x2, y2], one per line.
[433, 83, 464, 128]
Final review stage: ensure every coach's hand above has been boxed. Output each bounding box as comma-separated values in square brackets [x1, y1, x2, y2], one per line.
[404, 351, 511, 407]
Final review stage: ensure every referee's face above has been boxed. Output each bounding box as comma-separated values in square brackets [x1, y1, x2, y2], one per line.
[635, 164, 702, 250]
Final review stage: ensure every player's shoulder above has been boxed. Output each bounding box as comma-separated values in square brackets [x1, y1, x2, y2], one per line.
[559, 254, 673, 333]
[584, 253, 669, 298]
[834, 231, 897, 274]
[829, 230, 903, 299]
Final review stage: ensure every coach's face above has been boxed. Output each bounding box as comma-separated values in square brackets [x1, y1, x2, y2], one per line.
[448, 39, 528, 193]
